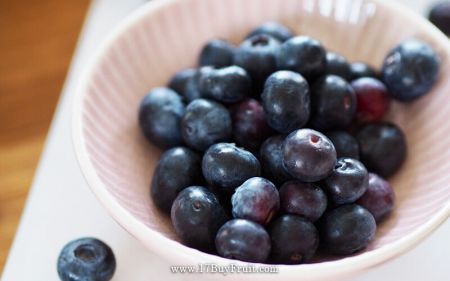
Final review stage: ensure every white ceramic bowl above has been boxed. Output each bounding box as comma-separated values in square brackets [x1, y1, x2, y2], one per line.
[73, 0, 450, 280]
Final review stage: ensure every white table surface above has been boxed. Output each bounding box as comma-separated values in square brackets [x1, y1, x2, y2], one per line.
[2, 0, 449, 280]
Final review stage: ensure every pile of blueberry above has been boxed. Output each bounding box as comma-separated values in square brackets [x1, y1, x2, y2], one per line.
[139, 22, 440, 264]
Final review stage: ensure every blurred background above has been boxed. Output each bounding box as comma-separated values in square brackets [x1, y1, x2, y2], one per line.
[0, 0, 448, 274]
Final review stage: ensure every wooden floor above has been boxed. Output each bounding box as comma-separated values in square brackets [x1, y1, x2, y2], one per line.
[0, 0, 90, 272]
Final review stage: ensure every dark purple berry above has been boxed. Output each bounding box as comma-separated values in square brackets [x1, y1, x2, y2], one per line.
[381, 39, 440, 101]
[259, 135, 292, 185]
[198, 65, 251, 103]
[199, 39, 236, 68]
[320, 204, 376, 255]
[429, 2, 450, 36]
[231, 177, 279, 225]
[325, 52, 351, 81]
[283, 129, 336, 182]
[323, 158, 369, 205]
[138, 87, 185, 149]
[276, 36, 327, 79]
[350, 62, 378, 80]
[151, 147, 202, 213]
[246, 21, 293, 42]
[234, 34, 280, 94]
[269, 215, 319, 264]
[231, 98, 274, 152]
[357, 173, 395, 222]
[181, 99, 232, 151]
[202, 143, 261, 191]
[352, 77, 390, 122]
[356, 122, 407, 178]
[325, 131, 359, 159]
[171, 186, 228, 252]
[279, 181, 327, 222]
[215, 219, 271, 263]
[57, 238, 115, 281]
[168, 68, 196, 98]
[309, 75, 356, 131]
[261, 71, 310, 133]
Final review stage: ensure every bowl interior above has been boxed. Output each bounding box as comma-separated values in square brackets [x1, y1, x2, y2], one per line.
[76, 0, 450, 265]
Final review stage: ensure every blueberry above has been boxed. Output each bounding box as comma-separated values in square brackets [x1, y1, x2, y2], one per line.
[356, 122, 407, 178]
[350, 62, 378, 80]
[234, 34, 280, 94]
[283, 129, 337, 182]
[199, 39, 236, 68]
[168, 68, 196, 98]
[276, 36, 327, 79]
[269, 215, 319, 264]
[138, 87, 185, 149]
[322, 158, 369, 205]
[351, 77, 390, 122]
[320, 204, 376, 255]
[325, 131, 360, 159]
[151, 147, 203, 213]
[357, 173, 395, 222]
[198, 65, 251, 103]
[429, 2, 450, 36]
[261, 71, 310, 133]
[231, 98, 274, 152]
[325, 52, 352, 81]
[57, 238, 115, 281]
[171, 186, 228, 252]
[181, 99, 232, 151]
[246, 21, 293, 42]
[279, 181, 327, 222]
[215, 219, 271, 263]
[309, 75, 356, 131]
[381, 39, 440, 101]
[259, 135, 292, 185]
[202, 143, 261, 191]
[231, 177, 279, 225]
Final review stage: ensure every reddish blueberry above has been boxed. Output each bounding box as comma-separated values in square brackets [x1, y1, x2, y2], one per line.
[351, 77, 390, 122]
[357, 173, 395, 222]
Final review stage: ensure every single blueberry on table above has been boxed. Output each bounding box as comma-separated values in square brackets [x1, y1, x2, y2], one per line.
[246, 21, 294, 42]
[231, 98, 274, 152]
[350, 62, 378, 80]
[215, 219, 271, 263]
[171, 186, 228, 252]
[151, 147, 203, 213]
[261, 71, 311, 133]
[325, 131, 360, 160]
[279, 181, 327, 222]
[181, 98, 232, 151]
[202, 143, 261, 191]
[233, 34, 280, 94]
[199, 39, 236, 68]
[356, 122, 407, 178]
[325, 52, 352, 81]
[259, 135, 292, 185]
[429, 2, 450, 36]
[198, 65, 251, 103]
[138, 87, 185, 149]
[282, 129, 337, 182]
[320, 204, 376, 255]
[357, 173, 395, 222]
[231, 177, 279, 225]
[269, 215, 319, 264]
[381, 39, 440, 101]
[351, 77, 390, 122]
[322, 158, 369, 205]
[276, 36, 327, 80]
[309, 75, 356, 131]
[167, 68, 196, 99]
[57, 237, 116, 281]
